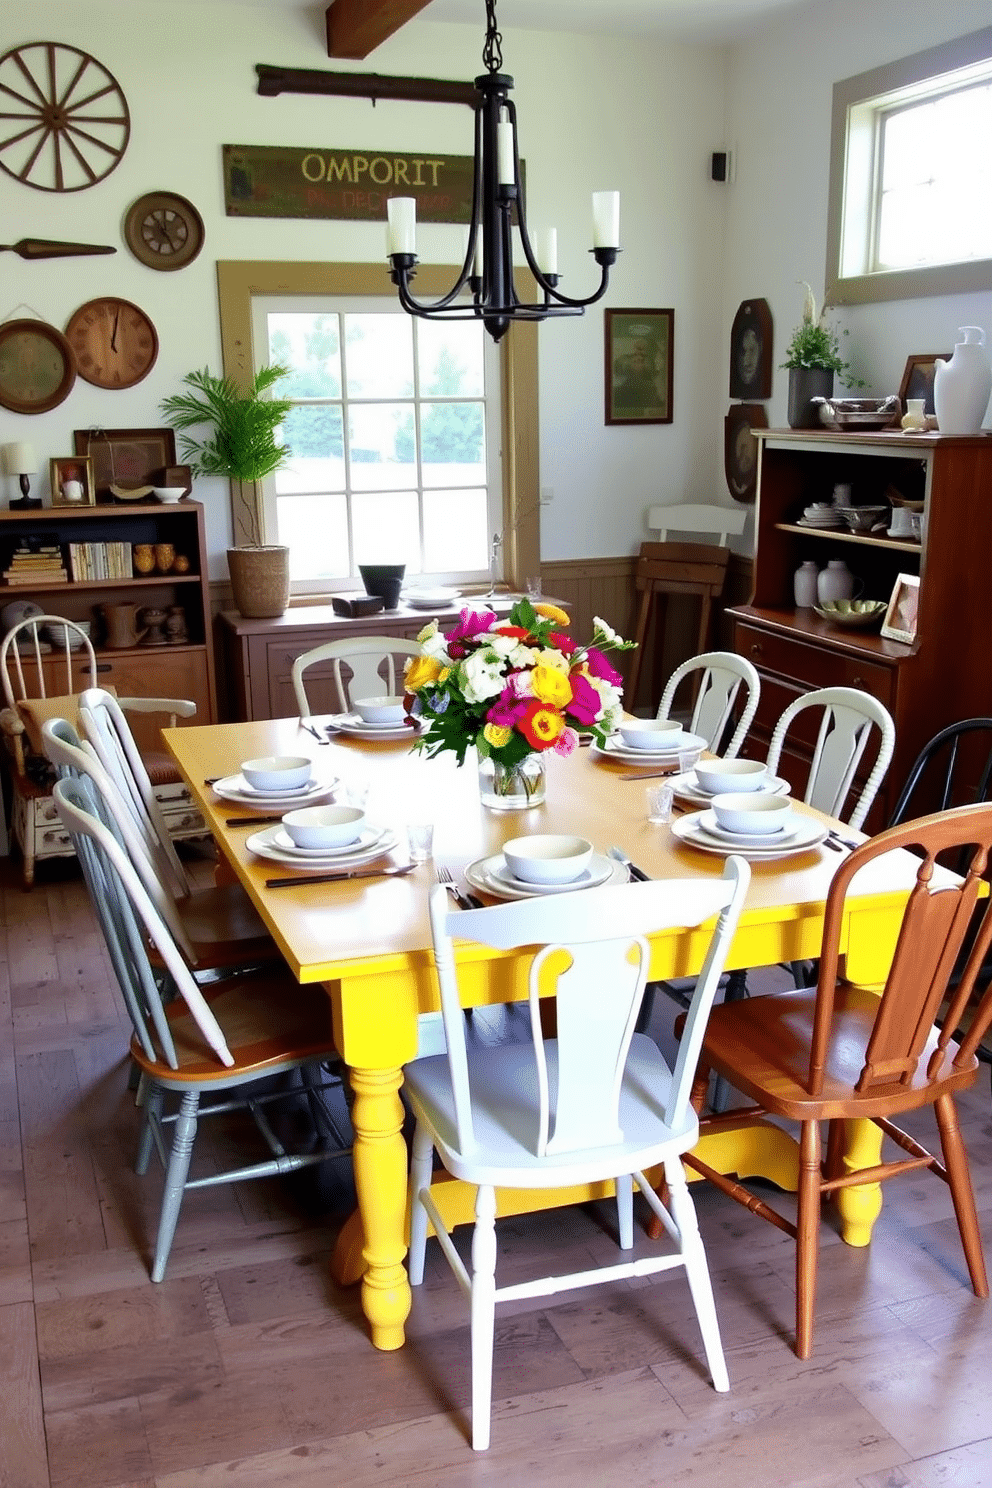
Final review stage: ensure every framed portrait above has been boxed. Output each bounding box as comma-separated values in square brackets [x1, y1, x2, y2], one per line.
[49, 455, 95, 507]
[605, 308, 674, 425]
[880, 572, 920, 644]
[72, 426, 176, 502]
[724, 403, 768, 503]
[898, 354, 950, 416]
[729, 298, 773, 400]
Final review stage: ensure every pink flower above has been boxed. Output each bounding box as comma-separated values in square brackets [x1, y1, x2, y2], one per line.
[486, 692, 529, 728]
[554, 727, 579, 756]
[550, 631, 577, 655]
[583, 645, 622, 687]
[505, 670, 534, 700]
[565, 672, 602, 725]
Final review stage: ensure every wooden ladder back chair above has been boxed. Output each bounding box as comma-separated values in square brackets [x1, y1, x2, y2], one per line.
[53, 775, 350, 1282]
[405, 862, 750, 1450]
[291, 636, 422, 718]
[684, 803, 992, 1360]
[657, 650, 760, 758]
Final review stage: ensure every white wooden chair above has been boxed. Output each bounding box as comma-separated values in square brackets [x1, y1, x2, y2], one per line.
[43, 714, 277, 974]
[54, 774, 350, 1282]
[0, 614, 198, 886]
[405, 864, 750, 1450]
[766, 684, 896, 832]
[291, 636, 422, 718]
[656, 650, 760, 758]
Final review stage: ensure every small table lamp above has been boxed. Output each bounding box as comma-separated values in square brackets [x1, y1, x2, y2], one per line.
[1, 442, 41, 510]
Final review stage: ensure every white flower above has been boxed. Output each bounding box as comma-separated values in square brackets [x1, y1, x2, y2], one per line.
[459, 650, 506, 704]
[419, 622, 451, 660]
[592, 616, 618, 645]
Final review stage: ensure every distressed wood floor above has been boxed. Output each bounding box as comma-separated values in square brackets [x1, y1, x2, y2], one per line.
[2, 854, 992, 1487]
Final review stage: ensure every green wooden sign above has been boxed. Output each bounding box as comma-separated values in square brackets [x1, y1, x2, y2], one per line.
[223, 143, 485, 223]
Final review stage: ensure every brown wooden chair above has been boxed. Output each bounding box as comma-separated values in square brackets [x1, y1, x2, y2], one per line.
[673, 803, 992, 1359]
[627, 542, 732, 708]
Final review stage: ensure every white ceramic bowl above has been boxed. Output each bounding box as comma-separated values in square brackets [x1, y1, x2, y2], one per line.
[153, 486, 187, 503]
[693, 758, 768, 795]
[711, 791, 794, 836]
[283, 804, 365, 849]
[241, 755, 312, 793]
[353, 695, 406, 726]
[502, 833, 594, 885]
[617, 718, 685, 751]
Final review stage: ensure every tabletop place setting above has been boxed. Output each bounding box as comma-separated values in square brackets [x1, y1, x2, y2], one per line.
[663, 755, 830, 861]
[324, 694, 423, 742]
[463, 833, 628, 902]
[591, 715, 706, 771]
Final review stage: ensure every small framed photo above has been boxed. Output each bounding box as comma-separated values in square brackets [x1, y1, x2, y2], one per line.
[605, 308, 674, 425]
[898, 353, 950, 416]
[49, 455, 95, 506]
[880, 572, 920, 643]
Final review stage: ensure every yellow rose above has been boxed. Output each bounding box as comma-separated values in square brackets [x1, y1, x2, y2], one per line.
[531, 663, 572, 708]
[483, 723, 513, 749]
[404, 654, 443, 691]
[534, 602, 570, 627]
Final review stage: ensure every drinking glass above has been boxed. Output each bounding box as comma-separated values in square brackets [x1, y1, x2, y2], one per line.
[344, 777, 370, 809]
[646, 783, 674, 824]
[407, 823, 435, 863]
[525, 575, 542, 599]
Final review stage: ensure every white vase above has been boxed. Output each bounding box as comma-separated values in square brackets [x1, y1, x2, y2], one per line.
[817, 560, 855, 604]
[933, 327, 992, 436]
[793, 561, 818, 607]
[901, 398, 927, 432]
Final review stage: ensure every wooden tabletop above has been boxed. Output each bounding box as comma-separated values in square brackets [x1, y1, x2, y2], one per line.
[163, 717, 924, 989]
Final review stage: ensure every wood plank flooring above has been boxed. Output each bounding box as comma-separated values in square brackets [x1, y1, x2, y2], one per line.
[2, 853, 992, 1487]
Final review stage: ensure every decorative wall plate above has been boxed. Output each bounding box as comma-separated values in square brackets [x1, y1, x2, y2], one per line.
[65, 298, 159, 389]
[0, 42, 129, 192]
[0, 318, 76, 414]
[724, 402, 768, 503]
[124, 191, 205, 271]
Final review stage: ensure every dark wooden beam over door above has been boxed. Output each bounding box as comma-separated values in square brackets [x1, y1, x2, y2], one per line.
[326, 0, 434, 59]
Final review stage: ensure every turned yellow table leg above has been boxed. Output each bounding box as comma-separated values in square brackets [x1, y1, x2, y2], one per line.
[348, 1064, 411, 1351]
[834, 1117, 884, 1247]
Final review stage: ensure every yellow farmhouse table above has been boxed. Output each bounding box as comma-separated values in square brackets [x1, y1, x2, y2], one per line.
[164, 717, 919, 1351]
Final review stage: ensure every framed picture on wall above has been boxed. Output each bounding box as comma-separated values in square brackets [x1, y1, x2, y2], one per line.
[880, 572, 920, 644]
[73, 426, 176, 502]
[724, 403, 768, 503]
[605, 308, 674, 425]
[49, 455, 95, 507]
[898, 353, 950, 416]
[729, 298, 773, 400]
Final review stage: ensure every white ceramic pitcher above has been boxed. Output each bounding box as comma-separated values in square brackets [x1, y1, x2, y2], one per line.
[934, 327, 992, 436]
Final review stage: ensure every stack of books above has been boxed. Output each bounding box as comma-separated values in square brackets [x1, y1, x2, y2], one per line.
[67, 541, 133, 581]
[3, 543, 69, 585]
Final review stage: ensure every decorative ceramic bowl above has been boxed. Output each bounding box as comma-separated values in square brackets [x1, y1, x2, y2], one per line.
[502, 833, 594, 885]
[835, 504, 888, 533]
[240, 755, 312, 793]
[153, 486, 187, 503]
[694, 758, 768, 795]
[617, 718, 684, 751]
[813, 599, 887, 629]
[353, 695, 406, 726]
[711, 792, 794, 836]
[813, 396, 901, 431]
[283, 804, 365, 849]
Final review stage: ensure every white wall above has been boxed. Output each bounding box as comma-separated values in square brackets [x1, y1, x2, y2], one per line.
[0, 1, 987, 581]
[723, 0, 992, 444]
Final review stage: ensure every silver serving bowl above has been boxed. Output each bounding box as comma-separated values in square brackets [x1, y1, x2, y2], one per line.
[813, 396, 901, 431]
[834, 504, 889, 532]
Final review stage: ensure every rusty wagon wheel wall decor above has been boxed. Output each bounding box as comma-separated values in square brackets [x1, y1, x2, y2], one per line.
[0, 41, 130, 193]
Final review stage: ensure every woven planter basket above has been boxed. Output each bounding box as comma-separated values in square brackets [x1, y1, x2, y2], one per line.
[227, 545, 290, 618]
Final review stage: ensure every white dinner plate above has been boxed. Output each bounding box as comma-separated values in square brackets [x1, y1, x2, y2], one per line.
[403, 588, 461, 609]
[695, 809, 804, 850]
[328, 714, 421, 741]
[245, 825, 398, 869]
[465, 851, 625, 900]
[671, 811, 827, 860]
[212, 774, 337, 807]
[270, 824, 388, 858]
[591, 731, 707, 765]
[671, 769, 790, 807]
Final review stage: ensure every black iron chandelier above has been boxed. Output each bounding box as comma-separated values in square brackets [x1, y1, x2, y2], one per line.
[386, 0, 620, 344]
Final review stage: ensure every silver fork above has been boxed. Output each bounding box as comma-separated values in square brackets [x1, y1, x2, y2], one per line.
[436, 864, 477, 909]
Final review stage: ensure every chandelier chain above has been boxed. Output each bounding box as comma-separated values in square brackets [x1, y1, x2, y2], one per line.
[482, 0, 503, 73]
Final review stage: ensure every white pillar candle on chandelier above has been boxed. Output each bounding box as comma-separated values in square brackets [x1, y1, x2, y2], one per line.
[592, 191, 621, 249]
[497, 109, 515, 186]
[536, 229, 558, 275]
[386, 197, 417, 256]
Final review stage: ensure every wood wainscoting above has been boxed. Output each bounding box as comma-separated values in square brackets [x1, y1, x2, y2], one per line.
[541, 553, 753, 714]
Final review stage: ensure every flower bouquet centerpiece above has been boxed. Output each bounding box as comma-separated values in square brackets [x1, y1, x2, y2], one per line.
[403, 599, 636, 809]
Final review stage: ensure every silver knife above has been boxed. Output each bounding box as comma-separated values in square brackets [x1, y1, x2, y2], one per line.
[265, 863, 416, 889]
[607, 845, 650, 881]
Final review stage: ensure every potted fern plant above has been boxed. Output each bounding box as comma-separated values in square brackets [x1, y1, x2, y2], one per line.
[160, 365, 293, 617]
[781, 283, 863, 428]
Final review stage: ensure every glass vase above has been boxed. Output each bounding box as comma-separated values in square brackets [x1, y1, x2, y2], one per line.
[478, 753, 547, 810]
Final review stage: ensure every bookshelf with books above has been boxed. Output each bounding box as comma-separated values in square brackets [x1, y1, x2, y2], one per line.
[0, 501, 216, 750]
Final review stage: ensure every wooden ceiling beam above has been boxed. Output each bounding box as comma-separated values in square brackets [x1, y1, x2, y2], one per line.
[325, 0, 434, 60]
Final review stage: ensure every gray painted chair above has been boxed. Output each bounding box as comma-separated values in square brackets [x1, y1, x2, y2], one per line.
[291, 636, 422, 717]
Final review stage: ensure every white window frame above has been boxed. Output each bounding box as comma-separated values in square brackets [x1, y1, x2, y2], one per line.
[250, 294, 503, 594]
[825, 26, 992, 305]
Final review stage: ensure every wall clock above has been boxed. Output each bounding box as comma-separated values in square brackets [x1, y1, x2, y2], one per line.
[124, 191, 205, 271]
[65, 297, 159, 389]
[0, 42, 130, 193]
[0, 319, 77, 414]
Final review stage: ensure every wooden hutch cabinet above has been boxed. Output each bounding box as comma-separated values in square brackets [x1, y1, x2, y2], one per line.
[727, 430, 992, 826]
